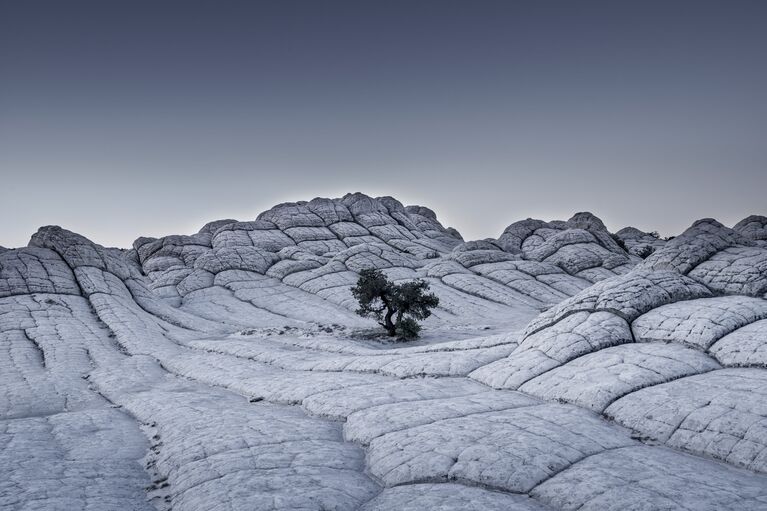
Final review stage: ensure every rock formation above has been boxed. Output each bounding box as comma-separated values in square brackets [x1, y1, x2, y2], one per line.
[1, 193, 766, 510]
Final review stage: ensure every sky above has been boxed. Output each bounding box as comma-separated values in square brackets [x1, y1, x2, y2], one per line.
[1, 0, 765, 248]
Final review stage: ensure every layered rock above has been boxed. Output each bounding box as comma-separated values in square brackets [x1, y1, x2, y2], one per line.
[735, 215, 767, 245]
[2, 199, 767, 510]
[614, 226, 666, 257]
[471, 216, 767, 478]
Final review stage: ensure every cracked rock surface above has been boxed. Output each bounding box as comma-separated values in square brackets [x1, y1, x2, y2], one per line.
[2, 196, 767, 510]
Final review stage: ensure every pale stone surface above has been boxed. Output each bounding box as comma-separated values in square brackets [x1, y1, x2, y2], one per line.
[0, 408, 154, 511]
[710, 318, 767, 366]
[519, 342, 720, 412]
[496, 213, 633, 284]
[345, 390, 540, 445]
[615, 226, 666, 257]
[631, 296, 767, 349]
[367, 404, 634, 492]
[0, 247, 81, 298]
[0, 292, 156, 511]
[640, 218, 751, 274]
[523, 269, 712, 337]
[361, 484, 550, 511]
[471, 311, 633, 389]
[688, 245, 767, 297]
[606, 369, 767, 473]
[3, 202, 767, 510]
[532, 445, 767, 511]
[303, 378, 488, 420]
[191, 337, 515, 378]
[91, 357, 380, 511]
[734, 215, 767, 242]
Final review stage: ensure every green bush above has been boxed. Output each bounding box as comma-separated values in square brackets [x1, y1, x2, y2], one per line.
[397, 317, 422, 340]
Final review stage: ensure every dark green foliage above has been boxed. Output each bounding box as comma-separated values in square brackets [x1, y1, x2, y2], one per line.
[351, 269, 392, 315]
[649, 231, 661, 239]
[351, 269, 439, 340]
[392, 279, 440, 322]
[397, 317, 421, 340]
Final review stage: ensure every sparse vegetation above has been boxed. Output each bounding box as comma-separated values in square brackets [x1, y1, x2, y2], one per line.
[351, 269, 439, 340]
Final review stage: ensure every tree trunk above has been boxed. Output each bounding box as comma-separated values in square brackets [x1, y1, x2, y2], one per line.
[383, 307, 397, 336]
[394, 310, 403, 334]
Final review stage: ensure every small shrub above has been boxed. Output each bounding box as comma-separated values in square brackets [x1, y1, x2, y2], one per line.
[397, 317, 421, 340]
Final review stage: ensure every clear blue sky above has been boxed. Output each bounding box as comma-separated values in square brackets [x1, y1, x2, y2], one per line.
[1, 0, 765, 247]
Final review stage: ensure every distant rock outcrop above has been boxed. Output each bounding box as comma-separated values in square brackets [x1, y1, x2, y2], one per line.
[128, 196, 643, 325]
[2, 197, 767, 510]
[735, 214, 767, 245]
[471, 217, 767, 479]
[614, 226, 666, 257]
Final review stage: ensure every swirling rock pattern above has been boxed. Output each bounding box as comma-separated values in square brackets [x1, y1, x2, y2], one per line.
[1, 194, 766, 510]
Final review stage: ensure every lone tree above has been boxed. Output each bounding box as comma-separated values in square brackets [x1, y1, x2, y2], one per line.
[351, 268, 439, 340]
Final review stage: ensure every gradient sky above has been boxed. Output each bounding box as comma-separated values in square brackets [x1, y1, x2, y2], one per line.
[1, 0, 765, 248]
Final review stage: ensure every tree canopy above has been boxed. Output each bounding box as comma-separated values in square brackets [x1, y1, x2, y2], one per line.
[351, 269, 439, 340]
